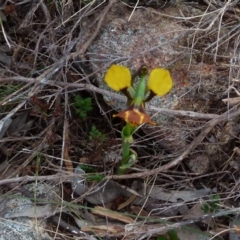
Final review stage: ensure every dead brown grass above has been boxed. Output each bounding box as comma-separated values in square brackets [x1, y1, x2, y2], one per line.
[0, 0, 239, 239]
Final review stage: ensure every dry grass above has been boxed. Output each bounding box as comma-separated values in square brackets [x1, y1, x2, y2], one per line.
[0, 0, 240, 239]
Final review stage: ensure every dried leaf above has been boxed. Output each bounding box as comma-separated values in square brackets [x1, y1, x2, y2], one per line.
[177, 224, 210, 240]
[84, 180, 121, 205]
[183, 203, 213, 227]
[92, 206, 134, 224]
[0, 160, 9, 173]
[4, 204, 60, 218]
[148, 186, 211, 203]
[7, 111, 31, 135]
[118, 194, 137, 210]
[0, 50, 11, 66]
[82, 224, 124, 236]
[130, 205, 149, 217]
[0, 117, 12, 139]
[71, 165, 86, 196]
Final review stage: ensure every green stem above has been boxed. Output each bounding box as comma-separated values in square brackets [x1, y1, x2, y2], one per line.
[122, 141, 130, 164]
[132, 73, 147, 107]
[117, 123, 134, 175]
[122, 123, 133, 161]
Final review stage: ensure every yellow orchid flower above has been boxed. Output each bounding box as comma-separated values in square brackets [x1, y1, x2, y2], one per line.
[104, 65, 173, 126]
[147, 68, 173, 96]
[104, 64, 132, 91]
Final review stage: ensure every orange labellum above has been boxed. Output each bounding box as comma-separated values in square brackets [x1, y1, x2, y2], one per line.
[114, 107, 156, 126]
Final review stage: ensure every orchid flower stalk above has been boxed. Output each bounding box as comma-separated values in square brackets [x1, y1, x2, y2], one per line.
[104, 64, 173, 174]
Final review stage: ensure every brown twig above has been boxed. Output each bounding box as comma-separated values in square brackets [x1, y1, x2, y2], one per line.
[0, 173, 72, 186]
[0, 76, 219, 120]
[131, 206, 240, 238]
[161, 171, 230, 188]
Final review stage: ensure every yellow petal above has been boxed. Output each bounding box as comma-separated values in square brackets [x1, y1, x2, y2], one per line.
[104, 65, 131, 91]
[148, 68, 173, 96]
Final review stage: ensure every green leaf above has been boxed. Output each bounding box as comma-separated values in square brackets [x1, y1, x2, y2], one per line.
[119, 150, 137, 170]
[157, 230, 180, 240]
[167, 230, 180, 240]
[79, 164, 95, 173]
[201, 194, 221, 213]
[89, 125, 106, 144]
[74, 95, 93, 119]
[86, 174, 104, 182]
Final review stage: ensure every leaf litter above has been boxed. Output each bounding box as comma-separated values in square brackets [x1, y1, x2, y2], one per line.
[0, 0, 239, 239]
